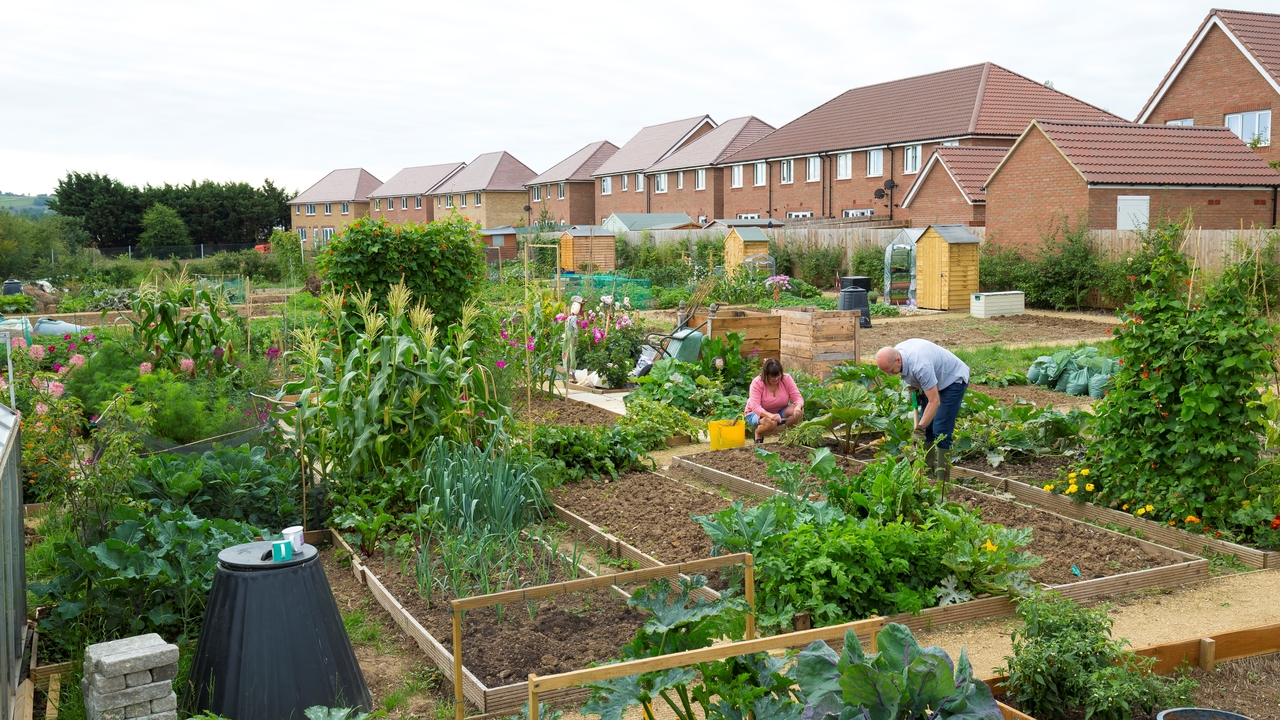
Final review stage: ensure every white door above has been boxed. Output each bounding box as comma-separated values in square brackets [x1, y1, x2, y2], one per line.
[1116, 196, 1150, 230]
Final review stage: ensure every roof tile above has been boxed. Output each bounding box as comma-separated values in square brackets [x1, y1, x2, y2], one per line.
[914, 146, 1008, 204]
[593, 116, 714, 176]
[647, 117, 775, 173]
[529, 141, 619, 185]
[290, 168, 383, 204]
[369, 163, 465, 198]
[435, 151, 536, 193]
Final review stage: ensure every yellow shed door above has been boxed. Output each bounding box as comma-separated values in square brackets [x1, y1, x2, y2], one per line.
[916, 232, 943, 310]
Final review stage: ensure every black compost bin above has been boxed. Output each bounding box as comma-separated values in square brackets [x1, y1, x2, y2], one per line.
[839, 276, 872, 292]
[2, 279, 21, 296]
[838, 287, 872, 328]
[186, 541, 371, 720]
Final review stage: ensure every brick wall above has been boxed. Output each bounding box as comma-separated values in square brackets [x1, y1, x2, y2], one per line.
[595, 175, 649, 219]
[647, 168, 722, 222]
[984, 126, 1091, 247]
[1145, 24, 1279, 164]
[290, 201, 369, 248]
[1088, 187, 1274, 229]
[904, 165, 983, 226]
[456, 190, 529, 228]
[528, 181, 597, 226]
[371, 195, 434, 224]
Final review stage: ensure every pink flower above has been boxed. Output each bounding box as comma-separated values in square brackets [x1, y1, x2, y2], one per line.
[139, 362, 153, 375]
[0, 378, 7, 393]
[67, 343, 77, 352]
[577, 317, 589, 329]
[69, 354, 86, 368]
[526, 341, 535, 352]
[35, 402, 48, 415]
[615, 314, 633, 330]
[62, 333, 72, 341]
[180, 358, 195, 375]
[52, 363, 63, 373]
[592, 327, 605, 344]
[84, 334, 97, 343]
[554, 313, 567, 323]
[500, 330, 509, 340]
[496, 360, 507, 369]
[27, 345, 45, 361]
[10, 337, 26, 350]
[47, 345, 55, 353]
[48, 382, 64, 399]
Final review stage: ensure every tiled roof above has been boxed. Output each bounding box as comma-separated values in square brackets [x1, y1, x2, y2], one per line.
[369, 163, 465, 198]
[903, 146, 1008, 206]
[723, 63, 1123, 163]
[997, 121, 1280, 186]
[1137, 9, 1280, 122]
[593, 116, 715, 176]
[529, 141, 619, 185]
[435, 151, 536, 194]
[290, 168, 383, 204]
[647, 117, 775, 173]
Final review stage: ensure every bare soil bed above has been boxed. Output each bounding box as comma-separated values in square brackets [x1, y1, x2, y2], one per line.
[1188, 651, 1280, 720]
[957, 454, 1073, 485]
[356, 544, 645, 687]
[516, 394, 619, 426]
[678, 445, 863, 487]
[552, 471, 734, 563]
[971, 383, 1094, 409]
[860, 313, 1113, 350]
[947, 485, 1178, 586]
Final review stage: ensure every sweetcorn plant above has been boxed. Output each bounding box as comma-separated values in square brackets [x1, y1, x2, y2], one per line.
[123, 270, 241, 376]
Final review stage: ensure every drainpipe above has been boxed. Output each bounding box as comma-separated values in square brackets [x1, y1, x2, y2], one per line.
[888, 148, 895, 222]
[1273, 186, 1277, 228]
[767, 162, 773, 218]
[645, 173, 651, 213]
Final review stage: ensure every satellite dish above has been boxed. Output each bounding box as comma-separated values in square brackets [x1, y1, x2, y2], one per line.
[874, 189, 886, 200]
[883, 179, 898, 191]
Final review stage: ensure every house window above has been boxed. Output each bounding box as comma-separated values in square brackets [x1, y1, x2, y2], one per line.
[322, 227, 334, 240]
[654, 173, 667, 194]
[532, 186, 542, 202]
[903, 145, 922, 174]
[298, 228, 307, 240]
[737, 213, 760, 220]
[601, 177, 612, 195]
[635, 173, 644, 192]
[492, 235, 505, 247]
[1166, 118, 1194, 126]
[1117, 196, 1150, 230]
[324, 203, 332, 215]
[754, 162, 767, 186]
[474, 192, 481, 206]
[446, 195, 454, 208]
[786, 211, 813, 219]
[306, 204, 315, 215]
[621, 174, 629, 192]
[437, 196, 442, 207]
[342, 202, 349, 214]
[677, 172, 683, 190]
[558, 183, 565, 199]
[1226, 110, 1271, 145]
[460, 193, 467, 207]
[374, 199, 381, 210]
[941, 140, 960, 147]
[697, 214, 707, 224]
[843, 209, 874, 218]
[867, 149, 883, 177]
[294, 205, 300, 215]
[731, 165, 743, 188]
[780, 159, 793, 184]
[806, 157, 821, 182]
[696, 168, 706, 190]
[415, 196, 422, 209]
[836, 153, 852, 180]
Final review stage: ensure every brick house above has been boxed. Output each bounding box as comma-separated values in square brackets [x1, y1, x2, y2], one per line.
[984, 120, 1280, 248]
[592, 115, 717, 221]
[526, 141, 618, 226]
[900, 146, 1007, 227]
[288, 168, 382, 248]
[718, 62, 1123, 223]
[369, 163, 465, 224]
[1137, 9, 1278, 165]
[642, 116, 775, 224]
[429, 151, 537, 228]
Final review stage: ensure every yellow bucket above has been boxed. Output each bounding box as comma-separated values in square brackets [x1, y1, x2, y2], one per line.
[708, 419, 746, 451]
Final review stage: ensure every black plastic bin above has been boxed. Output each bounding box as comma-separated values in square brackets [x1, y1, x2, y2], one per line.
[186, 541, 371, 720]
[838, 287, 872, 328]
[839, 276, 872, 292]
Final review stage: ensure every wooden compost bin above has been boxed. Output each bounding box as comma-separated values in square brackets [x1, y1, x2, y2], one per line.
[723, 226, 771, 275]
[915, 224, 979, 311]
[558, 227, 616, 273]
[773, 306, 860, 377]
[690, 308, 780, 361]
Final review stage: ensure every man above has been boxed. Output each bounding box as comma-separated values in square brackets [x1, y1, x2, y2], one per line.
[875, 339, 970, 481]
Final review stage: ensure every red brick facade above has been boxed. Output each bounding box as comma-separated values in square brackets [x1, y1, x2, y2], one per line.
[595, 175, 650, 220]
[903, 165, 984, 226]
[1088, 188, 1273, 229]
[647, 169, 722, 223]
[1143, 24, 1279, 165]
[528, 181, 597, 226]
[371, 195, 434, 224]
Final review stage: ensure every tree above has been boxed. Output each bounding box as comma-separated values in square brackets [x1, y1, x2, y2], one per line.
[136, 203, 191, 255]
[47, 172, 143, 247]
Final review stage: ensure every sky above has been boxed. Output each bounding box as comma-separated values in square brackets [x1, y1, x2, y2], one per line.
[0, 0, 1233, 197]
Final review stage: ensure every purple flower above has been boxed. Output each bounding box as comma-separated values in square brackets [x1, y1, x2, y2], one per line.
[52, 363, 63, 373]
[592, 327, 605, 344]
[496, 360, 507, 369]
[84, 334, 97, 343]
[67, 343, 77, 352]
[500, 330, 509, 340]
[139, 362, 153, 375]
[526, 341, 535, 352]
[212, 347, 225, 361]
[265, 346, 281, 361]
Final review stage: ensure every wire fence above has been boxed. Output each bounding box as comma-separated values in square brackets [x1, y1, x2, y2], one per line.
[0, 397, 24, 720]
[96, 243, 263, 260]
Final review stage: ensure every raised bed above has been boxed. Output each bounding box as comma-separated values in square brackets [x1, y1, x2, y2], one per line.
[671, 445, 863, 496]
[516, 394, 620, 426]
[690, 309, 781, 361]
[772, 306, 861, 377]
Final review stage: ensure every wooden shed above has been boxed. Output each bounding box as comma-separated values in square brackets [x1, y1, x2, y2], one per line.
[723, 227, 771, 275]
[479, 226, 519, 261]
[915, 224, 980, 311]
[558, 226, 616, 273]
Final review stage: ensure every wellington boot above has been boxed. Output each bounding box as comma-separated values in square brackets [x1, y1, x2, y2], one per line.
[925, 447, 939, 479]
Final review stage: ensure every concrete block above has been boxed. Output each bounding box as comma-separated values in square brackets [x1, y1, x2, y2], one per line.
[124, 670, 152, 687]
[94, 645, 179, 678]
[89, 680, 173, 711]
[137, 712, 176, 720]
[124, 701, 151, 718]
[150, 693, 177, 713]
[92, 672, 127, 694]
[150, 663, 177, 682]
[86, 635, 166, 675]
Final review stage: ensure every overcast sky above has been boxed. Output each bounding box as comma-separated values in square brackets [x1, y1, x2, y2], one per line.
[0, 1, 1226, 196]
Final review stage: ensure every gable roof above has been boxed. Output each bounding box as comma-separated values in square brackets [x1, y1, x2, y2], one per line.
[603, 213, 693, 231]
[646, 117, 776, 173]
[1137, 9, 1280, 122]
[562, 225, 613, 237]
[593, 116, 716, 176]
[290, 168, 383, 204]
[928, 224, 982, 244]
[722, 63, 1123, 163]
[529, 141, 620, 185]
[369, 163, 465, 199]
[901, 146, 1008, 207]
[435, 151, 536, 194]
[987, 120, 1280, 187]
[731, 226, 770, 242]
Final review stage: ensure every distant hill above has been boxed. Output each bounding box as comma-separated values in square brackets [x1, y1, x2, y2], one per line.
[0, 193, 53, 216]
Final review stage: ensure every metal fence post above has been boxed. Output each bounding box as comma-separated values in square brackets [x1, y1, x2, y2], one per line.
[201, 243, 205, 259]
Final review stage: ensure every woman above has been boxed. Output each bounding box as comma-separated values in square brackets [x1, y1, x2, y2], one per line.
[744, 358, 804, 444]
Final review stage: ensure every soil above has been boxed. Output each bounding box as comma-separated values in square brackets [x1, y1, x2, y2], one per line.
[959, 454, 1073, 484]
[859, 313, 1114, 351]
[678, 445, 863, 487]
[1188, 652, 1280, 720]
[971, 383, 1095, 409]
[552, 471, 734, 563]
[516, 394, 619, 426]
[947, 486, 1179, 586]
[367, 544, 645, 688]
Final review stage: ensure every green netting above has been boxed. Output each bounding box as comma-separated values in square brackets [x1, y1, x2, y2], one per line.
[557, 274, 654, 308]
[193, 275, 247, 304]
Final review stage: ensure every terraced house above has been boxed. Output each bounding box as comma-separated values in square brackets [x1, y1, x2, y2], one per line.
[288, 168, 382, 248]
[526, 141, 618, 226]
[592, 115, 716, 221]
[718, 62, 1124, 223]
[429, 151, 537, 228]
[643, 116, 775, 224]
[368, 162, 465, 224]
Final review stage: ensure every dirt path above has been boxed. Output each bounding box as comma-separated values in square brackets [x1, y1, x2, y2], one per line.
[859, 313, 1115, 351]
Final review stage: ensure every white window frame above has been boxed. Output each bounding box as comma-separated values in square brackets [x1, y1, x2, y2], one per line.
[415, 196, 422, 209]
[1117, 195, 1150, 231]
[696, 168, 706, 190]
[780, 159, 793, 184]
[324, 203, 332, 215]
[843, 208, 874, 218]
[532, 186, 541, 202]
[786, 210, 813, 219]
[635, 173, 644, 192]
[306, 204, 315, 215]
[558, 183, 565, 199]
[322, 227, 334, 240]
[806, 156, 821, 182]
[731, 165, 743, 188]
[437, 196, 442, 207]
[474, 192, 481, 206]
[460, 193, 467, 208]
[1166, 118, 1194, 127]
[654, 173, 667, 194]
[903, 145, 922, 174]
[1225, 109, 1271, 146]
[941, 140, 960, 147]
[677, 172, 683, 190]
[298, 227, 307, 240]
[294, 205, 300, 215]
[867, 149, 883, 177]
[621, 174, 629, 192]
[342, 202, 349, 215]
[836, 153, 852, 180]
[753, 162, 767, 187]
[446, 195, 454, 208]
[400, 197, 408, 210]
[736, 213, 760, 220]
[374, 199, 381, 211]
[601, 176, 612, 195]
[697, 214, 707, 224]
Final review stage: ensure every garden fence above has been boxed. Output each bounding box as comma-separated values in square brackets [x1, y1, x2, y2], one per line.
[0, 400, 24, 720]
[96, 242, 261, 261]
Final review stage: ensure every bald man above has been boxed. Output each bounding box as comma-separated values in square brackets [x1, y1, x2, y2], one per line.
[875, 339, 969, 481]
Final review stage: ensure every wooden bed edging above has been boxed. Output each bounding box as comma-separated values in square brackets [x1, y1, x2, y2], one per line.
[670, 456, 781, 498]
[954, 465, 1280, 569]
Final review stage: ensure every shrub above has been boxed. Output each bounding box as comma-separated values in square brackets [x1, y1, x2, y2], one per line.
[194, 249, 282, 283]
[848, 243, 885, 284]
[137, 203, 191, 256]
[655, 286, 692, 309]
[132, 445, 306, 530]
[618, 398, 706, 450]
[978, 242, 1030, 293]
[316, 215, 486, 326]
[0, 294, 34, 313]
[771, 240, 844, 289]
